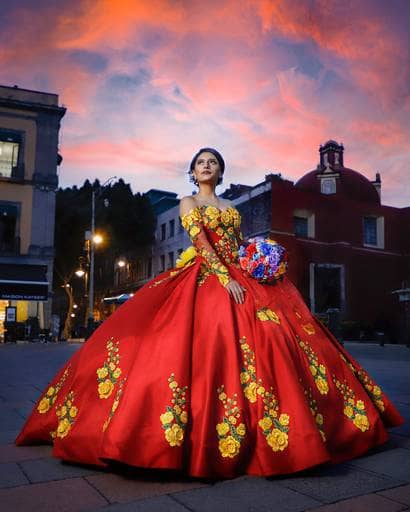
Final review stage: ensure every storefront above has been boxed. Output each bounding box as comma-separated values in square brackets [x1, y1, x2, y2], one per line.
[0, 263, 49, 342]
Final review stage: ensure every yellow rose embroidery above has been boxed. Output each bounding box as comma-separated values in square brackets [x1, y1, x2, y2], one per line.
[98, 379, 114, 399]
[219, 436, 240, 458]
[302, 323, 316, 335]
[236, 423, 246, 436]
[238, 335, 291, 452]
[303, 387, 326, 442]
[257, 307, 281, 324]
[160, 374, 188, 447]
[216, 385, 246, 458]
[96, 338, 122, 400]
[46, 387, 55, 397]
[221, 210, 231, 225]
[258, 386, 290, 452]
[316, 377, 329, 395]
[216, 422, 230, 436]
[96, 367, 108, 379]
[37, 367, 70, 415]
[38, 398, 51, 414]
[102, 378, 126, 432]
[189, 225, 200, 238]
[244, 382, 258, 403]
[279, 413, 290, 426]
[56, 418, 71, 439]
[50, 391, 77, 440]
[160, 411, 174, 425]
[353, 414, 370, 432]
[267, 429, 289, 452]
[297, 336, 329, 395]
[339, 354, 385, 413]
[333, 376, 370, 432]
[344, 405, 354, 417]
[258, 416, 273, 430]
[239, 337, 265, 402]
[165, 424, 184, 447]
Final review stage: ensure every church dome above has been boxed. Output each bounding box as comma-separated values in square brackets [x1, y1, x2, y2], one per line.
[295, 141, 381, 204]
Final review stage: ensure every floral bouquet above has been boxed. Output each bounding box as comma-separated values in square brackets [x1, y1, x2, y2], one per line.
[238, 237, 288, 283]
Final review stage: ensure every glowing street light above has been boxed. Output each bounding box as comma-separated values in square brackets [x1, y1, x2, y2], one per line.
[117, 259, 126, 268]
[75, 268, 85, 278]
[93, 233, 103, 245]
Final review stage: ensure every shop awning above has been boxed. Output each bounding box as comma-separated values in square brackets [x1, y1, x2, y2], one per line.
[0, 263, 49, 301]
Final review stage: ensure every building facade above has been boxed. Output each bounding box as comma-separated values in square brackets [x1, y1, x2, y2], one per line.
[0, 85, 65, 340]
[268, 140, 410, 342]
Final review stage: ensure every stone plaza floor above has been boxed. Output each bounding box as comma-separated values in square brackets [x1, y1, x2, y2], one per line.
[0, 341, 409, 511]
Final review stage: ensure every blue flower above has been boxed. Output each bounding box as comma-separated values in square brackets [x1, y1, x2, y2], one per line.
[252, 264, 265, 279]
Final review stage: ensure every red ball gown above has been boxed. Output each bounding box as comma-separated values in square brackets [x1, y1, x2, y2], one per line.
[16, 205, 403, 478]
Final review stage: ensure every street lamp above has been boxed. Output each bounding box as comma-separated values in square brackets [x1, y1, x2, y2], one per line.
[87, 177, 117, 329]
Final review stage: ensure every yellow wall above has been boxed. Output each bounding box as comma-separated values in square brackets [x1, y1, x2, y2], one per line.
[0, 107, 38, 254]
[0, 183, 33, 254]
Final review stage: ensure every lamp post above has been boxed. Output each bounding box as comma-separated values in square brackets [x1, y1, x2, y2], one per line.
[87, 177, 117, 330]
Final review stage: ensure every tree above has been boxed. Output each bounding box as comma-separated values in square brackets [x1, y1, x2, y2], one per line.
[53, 179, 156, 335]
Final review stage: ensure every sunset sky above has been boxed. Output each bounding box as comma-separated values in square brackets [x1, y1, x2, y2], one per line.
[1, 0, 409, 206]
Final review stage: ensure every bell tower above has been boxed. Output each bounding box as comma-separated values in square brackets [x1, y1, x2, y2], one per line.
[316, 140, 344, 195]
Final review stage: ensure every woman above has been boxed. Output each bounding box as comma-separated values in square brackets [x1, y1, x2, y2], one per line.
[16, 148, 403, 478]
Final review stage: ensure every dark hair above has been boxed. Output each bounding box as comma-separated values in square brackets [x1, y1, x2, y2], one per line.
[188, 147, 225, 186]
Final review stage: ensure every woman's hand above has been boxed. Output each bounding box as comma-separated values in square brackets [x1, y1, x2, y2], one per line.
[226, 279, 247, 304]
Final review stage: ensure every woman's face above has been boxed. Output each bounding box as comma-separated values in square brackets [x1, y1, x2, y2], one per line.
[193, 151, 221, 185]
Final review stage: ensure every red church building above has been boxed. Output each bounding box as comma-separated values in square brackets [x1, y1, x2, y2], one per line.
[268, 140, 410, 342]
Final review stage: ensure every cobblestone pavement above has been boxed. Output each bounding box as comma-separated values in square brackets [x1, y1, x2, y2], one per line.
[0, 341, 409, 511]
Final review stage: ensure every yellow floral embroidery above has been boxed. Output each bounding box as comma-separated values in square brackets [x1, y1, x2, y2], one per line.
[181, 205, 241, 285]
[239, 337, 264, 402]
[50, 390, 77, 439]
[216, 385, 246, 458]
[302, 323, 316, 335]
[97, 338, 122, 399]
[259, 387, 290, 452]
[333, 376, 370, 432]
[297, 336, 329, 395]
[339, 354, 385, 412]
[256, 307, 281, 324]
[37, 366, 70, 414]
[149, 267, 187, 288]
[303, 386, 326, 442]
[102, 378, 127, 432]
[161, 374, 188, 447]
[239, 336, 290, 451]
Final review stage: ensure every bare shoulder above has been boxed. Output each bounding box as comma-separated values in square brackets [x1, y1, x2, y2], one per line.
[179, 196, 197, 216]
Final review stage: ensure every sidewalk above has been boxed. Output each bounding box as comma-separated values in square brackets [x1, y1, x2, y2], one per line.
[0, 342, 409, 511]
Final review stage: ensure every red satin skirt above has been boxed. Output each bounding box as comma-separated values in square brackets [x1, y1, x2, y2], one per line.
[16, 261, 403, 478]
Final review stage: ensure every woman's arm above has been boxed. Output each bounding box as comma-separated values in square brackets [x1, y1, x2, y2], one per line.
[179, 197, 231, 287]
